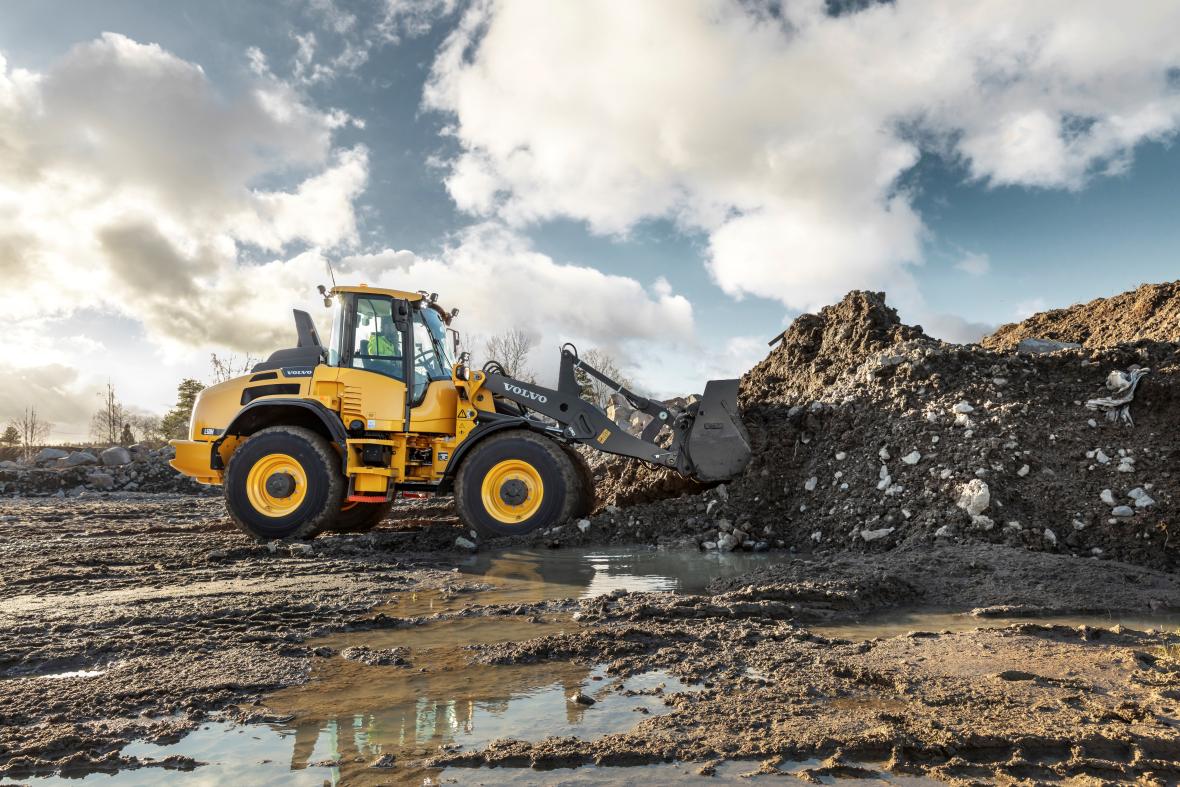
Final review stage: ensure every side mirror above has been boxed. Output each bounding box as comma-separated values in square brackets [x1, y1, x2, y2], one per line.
[394, 300, 411, 332]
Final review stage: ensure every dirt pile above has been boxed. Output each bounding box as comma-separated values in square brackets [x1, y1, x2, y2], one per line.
[984, 280, 1180, 350]
[564, 290, 1180, 570]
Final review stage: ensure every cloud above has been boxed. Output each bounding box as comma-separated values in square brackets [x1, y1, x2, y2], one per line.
[1014, 297, 1049, 320]
[423, 0, 1180, 312]
[919, 313, 995, 345]
[338, 224, 697, 385]
[0, 33, 367, 343]
[954, 252, 991, 277]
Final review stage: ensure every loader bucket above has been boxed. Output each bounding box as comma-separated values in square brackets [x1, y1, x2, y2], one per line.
[683, 379, 751, 482]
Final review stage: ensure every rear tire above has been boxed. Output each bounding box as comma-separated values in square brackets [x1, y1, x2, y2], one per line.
[454, 431, 580, 538]
[327, 500, 393, 533]
[559, 443, 596, 518]
[224, 425, 343, 541]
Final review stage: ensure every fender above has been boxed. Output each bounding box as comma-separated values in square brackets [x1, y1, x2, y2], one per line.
[212, 398, 349, 471]
[435, 414, 561, 493]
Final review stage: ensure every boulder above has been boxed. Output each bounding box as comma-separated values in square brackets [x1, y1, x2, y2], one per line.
[34, 448, 68, 464]
[100, 446, 132, 466]
[60, 451, 98, 467]
[956, 479, 990, 516]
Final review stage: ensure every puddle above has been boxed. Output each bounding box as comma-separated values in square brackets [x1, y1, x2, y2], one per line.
[456, 546, 776, 599]
[814, 609, 1180, 641]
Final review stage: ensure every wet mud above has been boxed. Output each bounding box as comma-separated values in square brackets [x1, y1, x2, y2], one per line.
[5, 495, 1180, 784]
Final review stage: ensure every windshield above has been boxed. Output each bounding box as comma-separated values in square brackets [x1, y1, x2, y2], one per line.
[421, 307, 455, 370]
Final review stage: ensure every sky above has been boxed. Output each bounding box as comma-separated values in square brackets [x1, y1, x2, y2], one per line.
[2, 0, 1180, 440]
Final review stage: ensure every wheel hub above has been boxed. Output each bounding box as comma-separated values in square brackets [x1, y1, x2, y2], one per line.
[265, 472, 296, 499]
[499, 478, 529, 506]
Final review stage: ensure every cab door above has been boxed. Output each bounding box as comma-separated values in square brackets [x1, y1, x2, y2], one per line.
[332, 293, 409, 432]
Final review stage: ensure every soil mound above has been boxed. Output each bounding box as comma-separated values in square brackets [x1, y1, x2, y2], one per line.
[984, 280, 1180, 350]
[569, 290, 1180, 571]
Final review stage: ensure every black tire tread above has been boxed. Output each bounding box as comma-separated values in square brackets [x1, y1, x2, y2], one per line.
[454, 430, 580, 538]
[224, 425, 343, 541]
[558, 443, 596, 518]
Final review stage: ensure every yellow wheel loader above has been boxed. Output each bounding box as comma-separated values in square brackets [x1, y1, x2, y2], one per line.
[169, 285, 750, 540]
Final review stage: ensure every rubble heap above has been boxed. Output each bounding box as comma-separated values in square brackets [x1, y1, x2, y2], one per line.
[574, 290, 1180, 570]
[984, 280, 1180, 350]
[0, 444, 213, 497]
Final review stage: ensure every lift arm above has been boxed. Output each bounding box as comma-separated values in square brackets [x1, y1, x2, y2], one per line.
[468, 346, 750, 482]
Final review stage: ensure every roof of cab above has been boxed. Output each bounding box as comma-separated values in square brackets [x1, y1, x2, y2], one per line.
[331, 284, 424, 302]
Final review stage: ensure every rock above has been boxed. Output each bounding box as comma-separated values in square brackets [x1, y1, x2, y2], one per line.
[1043, 528, 1057, 546]
[934, 525, 953, 537]
[835, 451, 847, 461]
[288, 543, 314, 557]
[569, 692, 596, 706]
[1100, 489, 1115, 506]
[753, 541, 769, 552]
[1015, 338, 1081, 354]
[716, 484, 729, 501]
[861, 526, 894, 542]
[206, 549, 227, 561]
[577, 518, 591, 533]
[901, 451, 921, 465]
[716, 533, 739, 551]
[1095, 449, 1111, 465]
[86, 473, 115, 491]
[61, 451, 98, 467]
[956, 479, 990, 516]
[100, 446, 132, 466]
[951, 401, 975, 414]
[370, 754, 397, 768]
[1129, 488, 1155, 508]
[702, 541, 717, 550]
[1016, 464, 1030, 477]
[34, 448, 68, 464]
[1111, 505, 1134, 518]
[804, 476, 817, 491]
[455, 536, 477, 550]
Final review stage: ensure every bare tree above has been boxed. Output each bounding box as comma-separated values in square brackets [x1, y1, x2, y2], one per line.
[90, 382, 125, 445]
[11, 407, 51, 461]
[484, 328, 536, 381]
[576, 348, 635, 409]
[209, 353, 259, 384]
[127, 413, 163, 444]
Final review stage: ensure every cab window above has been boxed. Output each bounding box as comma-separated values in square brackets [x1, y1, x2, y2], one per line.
[351, 296, 404, 380]
[411, 307, 448, 400]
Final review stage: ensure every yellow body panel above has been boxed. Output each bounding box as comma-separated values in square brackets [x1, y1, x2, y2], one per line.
[329, 367, 407, 432]
[410, 381, 458, 434]
[171, 439, 220, 484]
[331, 284, 424, 302]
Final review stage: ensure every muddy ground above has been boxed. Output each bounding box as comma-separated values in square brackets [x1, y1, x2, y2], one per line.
[4, 495, 1180, 784]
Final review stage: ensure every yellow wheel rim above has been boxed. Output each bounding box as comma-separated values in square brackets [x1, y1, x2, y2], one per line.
[245, 453, 308, 518]
[480, 459, 544, 524]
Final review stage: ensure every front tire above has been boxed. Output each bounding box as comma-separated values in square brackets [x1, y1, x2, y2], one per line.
[454, 431, 579, 538]
[224, 426, 343, 540]
[327, 500, 393, 533]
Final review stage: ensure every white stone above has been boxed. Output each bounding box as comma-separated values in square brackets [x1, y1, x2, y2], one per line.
[804, 476, 817, 492]
[1095, 449, 1110, 465]
[1043, 528, 1057, 546]
[455, 536, 477, 550]
[902, 451, 921, 465]
[1100, 489, 1115, 506]
[1017, 464, 1029, 477]
[1087, 419, 1098, 428]
[861, 526, 894, 542]
[972, 515, 994, 531]
[835, 451, 847, 461]
[1072, 519, 1086, 530]
[934, 525, 953, 537]
[1111, 505, 1134, 518]
[952, 401, 975, 414]
[716, 484, 729, 501]
[811, 530, 822, 542]
[577, 519, 591, 533]
[717, 533, 739, 551]
[931, 435, 939, 444]
[1129, 488, 1155, 508]
[878, 447, 891, 461]
[956, 479, 990, 516]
